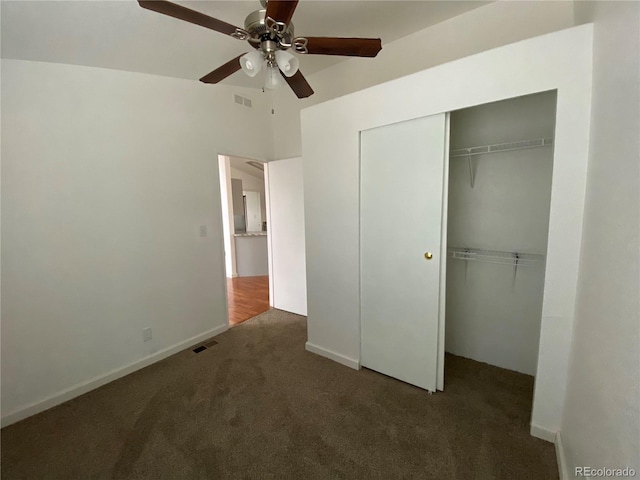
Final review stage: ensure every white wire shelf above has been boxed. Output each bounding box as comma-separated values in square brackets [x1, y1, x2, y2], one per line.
[449, 137, 554, 189]
[448, 247, 545, 267]
[449, 137, 554, 158]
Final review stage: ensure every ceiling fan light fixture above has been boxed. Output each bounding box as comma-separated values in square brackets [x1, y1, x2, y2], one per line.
[139, 0, 382, 98]
[264, 65, 283, 90]
[240, 50, 265, 78]
[274, 50, 299, 77]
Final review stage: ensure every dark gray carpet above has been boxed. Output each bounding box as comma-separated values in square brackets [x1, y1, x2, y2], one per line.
[1, 309, 558, 479]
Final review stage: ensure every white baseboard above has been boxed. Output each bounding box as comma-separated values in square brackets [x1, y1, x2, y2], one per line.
[305, 342, 360, 370]
[530, 423, 556, 442]
[555, 431, 572, 480]
[1, 324, 229, 428]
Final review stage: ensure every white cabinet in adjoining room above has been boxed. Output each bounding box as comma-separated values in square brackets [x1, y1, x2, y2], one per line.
[234, 232, 269, 277]
[243, 190, 263, 233]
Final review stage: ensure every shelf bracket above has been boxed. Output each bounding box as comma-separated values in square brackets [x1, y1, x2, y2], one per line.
[467, 153, 475, 188]
[512, 252, 520, 283]
[464, 248, 470, 281]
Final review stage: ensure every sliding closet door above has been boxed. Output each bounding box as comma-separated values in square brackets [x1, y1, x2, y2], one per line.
[360, 114, 447, 392]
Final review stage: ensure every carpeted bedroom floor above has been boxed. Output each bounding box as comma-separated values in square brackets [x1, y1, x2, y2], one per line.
[1, 309, 558, 479]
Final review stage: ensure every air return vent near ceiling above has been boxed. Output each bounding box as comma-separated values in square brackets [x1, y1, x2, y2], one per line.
[233, 94, 253, 108]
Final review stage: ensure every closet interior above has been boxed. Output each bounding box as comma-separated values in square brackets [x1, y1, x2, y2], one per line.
[445, 91, 557, 379]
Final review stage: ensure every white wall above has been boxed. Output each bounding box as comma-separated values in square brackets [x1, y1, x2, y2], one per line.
[560, 2, 640, 477]
[445, 92, 556, 375]
[1, 59, 272, 425]
[271, 0, 575, 159]
[301, 25, 592, 441]
[265, 158, 307, 316]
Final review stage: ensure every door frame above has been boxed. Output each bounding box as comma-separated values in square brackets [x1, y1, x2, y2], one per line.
[436, 113, 451, 391]
[216, 153, 272, 329]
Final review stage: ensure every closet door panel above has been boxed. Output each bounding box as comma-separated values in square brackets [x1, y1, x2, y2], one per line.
[360, 114, 446, 391]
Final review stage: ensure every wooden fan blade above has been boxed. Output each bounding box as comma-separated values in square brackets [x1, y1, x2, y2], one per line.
[200, 55, 244, 84]
[303, 37, 382, 57]
[281, 70, 314, 98]
[138, 1, 241, 37]
[265, 0, 299, 26]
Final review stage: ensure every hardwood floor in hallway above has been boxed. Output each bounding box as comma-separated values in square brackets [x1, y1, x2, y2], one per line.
[226, 275, 270, 326]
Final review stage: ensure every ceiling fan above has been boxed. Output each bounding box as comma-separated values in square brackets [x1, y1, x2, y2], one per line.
[138, 0, 382, 98]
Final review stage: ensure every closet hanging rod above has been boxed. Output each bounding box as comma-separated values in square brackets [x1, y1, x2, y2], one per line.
[447, 247, 545, 267]
[450, 137, 553, 158]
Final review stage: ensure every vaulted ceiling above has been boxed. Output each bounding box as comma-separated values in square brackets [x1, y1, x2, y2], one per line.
[1, 1, 488, 89]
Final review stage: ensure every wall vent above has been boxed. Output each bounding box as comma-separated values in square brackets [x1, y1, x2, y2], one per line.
[233, 94, 253, 108]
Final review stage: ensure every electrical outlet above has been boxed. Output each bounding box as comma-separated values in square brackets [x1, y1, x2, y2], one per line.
[143, 327, 152, 342]
[199, 225, 207, 237]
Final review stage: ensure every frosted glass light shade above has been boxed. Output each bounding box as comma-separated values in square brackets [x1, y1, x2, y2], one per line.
[264, 65, 283, 90]
[240, 51, 265, 77]
[275, 50, 299, 77]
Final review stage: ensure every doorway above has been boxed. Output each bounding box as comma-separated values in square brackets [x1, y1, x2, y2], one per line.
[218, 155, 270, 326]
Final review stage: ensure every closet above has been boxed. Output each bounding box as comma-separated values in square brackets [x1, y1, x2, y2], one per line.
[445, 91, 556, 377]
[359, 90, 557, 393]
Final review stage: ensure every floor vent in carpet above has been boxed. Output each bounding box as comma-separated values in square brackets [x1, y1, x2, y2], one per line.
[193, 340, 218, 354]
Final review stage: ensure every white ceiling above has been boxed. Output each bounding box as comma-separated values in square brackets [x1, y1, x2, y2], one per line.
[1, 1, 488, 89]
[229, 155, 264, 178]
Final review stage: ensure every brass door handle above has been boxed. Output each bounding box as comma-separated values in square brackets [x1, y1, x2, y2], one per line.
[424, 252, 433, 260]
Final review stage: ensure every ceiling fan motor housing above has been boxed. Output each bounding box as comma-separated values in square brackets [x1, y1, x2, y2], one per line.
[244, 9, 294, 49]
